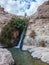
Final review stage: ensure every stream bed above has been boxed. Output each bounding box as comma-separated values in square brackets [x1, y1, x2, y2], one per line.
[8, 48, 47, 65]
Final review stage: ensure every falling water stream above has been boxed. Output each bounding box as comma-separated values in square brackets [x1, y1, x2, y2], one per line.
[14, 29, 25, 48]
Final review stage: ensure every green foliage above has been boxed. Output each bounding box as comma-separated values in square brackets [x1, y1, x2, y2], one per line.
[0, 17, 28, 47]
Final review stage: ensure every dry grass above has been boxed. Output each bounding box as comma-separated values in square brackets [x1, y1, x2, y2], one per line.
[29, 30, 36, 39]
[39, 40, 46, 47]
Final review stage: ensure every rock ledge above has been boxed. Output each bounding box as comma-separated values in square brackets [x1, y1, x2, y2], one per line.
[22, 45, 49, 64]
[0, 48, 14, 65]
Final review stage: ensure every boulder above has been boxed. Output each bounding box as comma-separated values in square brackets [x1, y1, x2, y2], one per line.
[41, 52, 49, 63]
[0, 48, 14, 65]
[22, 45, 49, 63]
[31, 50, 42, 59]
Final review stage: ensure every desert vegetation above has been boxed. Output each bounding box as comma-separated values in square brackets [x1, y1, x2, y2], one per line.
[39, 40, 46, 47]
[0, 17, 28, 47]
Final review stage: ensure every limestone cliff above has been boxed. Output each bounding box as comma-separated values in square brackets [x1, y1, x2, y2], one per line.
[22, 1, 49, 63]
[23, 1, 49, 47]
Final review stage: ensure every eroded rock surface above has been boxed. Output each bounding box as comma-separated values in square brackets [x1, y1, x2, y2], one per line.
[38, 1, 49, 18]
[0, 48, 14, 65]
[22, 1, 49, 64]
[22, 45, 49, 63]
[23, 1, 49, 47]
[0, 6, 15, 33]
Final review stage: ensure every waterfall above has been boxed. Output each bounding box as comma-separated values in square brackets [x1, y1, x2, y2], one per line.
[14, 29, 25, 48]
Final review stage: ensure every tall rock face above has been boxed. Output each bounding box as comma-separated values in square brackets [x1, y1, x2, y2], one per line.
[22, 1, 49, 64]
[0, 6, 15, 33]
[23, 1, 49, 47]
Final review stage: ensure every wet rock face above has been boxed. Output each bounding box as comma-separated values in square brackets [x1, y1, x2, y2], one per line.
[0, 48, 14, 65]
[23, 1, 49, 47]
[10, 30, 20, 47]
[12, 30, 19, 39]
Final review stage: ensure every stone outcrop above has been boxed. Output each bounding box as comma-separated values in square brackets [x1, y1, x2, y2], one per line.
[0, 48, 14, 65]
[23, 1, 49, 47]
[38, 1, 49, 18]
[22, 1, 49, 64]
[0, 6, 15, 33]
[22, 45, 49, 64]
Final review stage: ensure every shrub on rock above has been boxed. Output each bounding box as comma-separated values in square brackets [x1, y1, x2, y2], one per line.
[0, 17, 27, 47]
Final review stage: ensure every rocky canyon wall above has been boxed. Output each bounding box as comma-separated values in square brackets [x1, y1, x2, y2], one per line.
[23, 1, 49, 47]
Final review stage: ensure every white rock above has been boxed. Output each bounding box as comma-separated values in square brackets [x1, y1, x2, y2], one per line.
[22, 1, 49, 64]
[22, 45, 49, 63]
[0, 48, 14, 65]
[31, 50, 42, 59]
[41, 52, 49, 63]
[28, 47, 44, 53]
[22, 45, 35, 51]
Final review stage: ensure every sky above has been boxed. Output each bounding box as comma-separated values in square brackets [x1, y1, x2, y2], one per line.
[0, 0, 48, 16]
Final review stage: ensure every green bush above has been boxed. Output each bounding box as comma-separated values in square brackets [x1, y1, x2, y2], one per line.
[0, 17, 28, 47]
